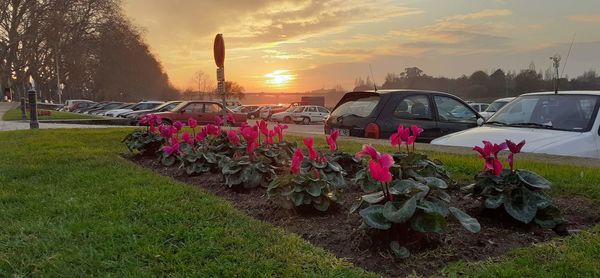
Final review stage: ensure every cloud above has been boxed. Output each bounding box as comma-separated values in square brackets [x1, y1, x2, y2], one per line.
[566, 14, 600, 23]
[444, 9, 512, 21]
[527, 24, 545, 30]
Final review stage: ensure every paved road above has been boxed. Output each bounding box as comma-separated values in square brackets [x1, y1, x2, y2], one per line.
[0, 102, 127, 131]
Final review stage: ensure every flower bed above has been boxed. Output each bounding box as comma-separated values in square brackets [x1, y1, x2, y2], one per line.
[122, 114, 600, 276]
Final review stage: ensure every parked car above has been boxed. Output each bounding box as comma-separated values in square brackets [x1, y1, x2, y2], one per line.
[91, 102, 129, 115]
[291, 105, 330, 124]
[270, 106, 302, 123]
[243, 105, 263, 119]
[153, 101, 247, 126]
[104, 101, 164, 117]
[469, 102, 489, 113]
[479, 97, 515, 120]
[260, 105, 286, 120]
[123, 101, 182, 124]
[79, 101, 116, 114]
[61, 99, 95, 112]
[431, 91, 600, 158]
[324, 90, 484, 141]
[72, 101, 107, 113]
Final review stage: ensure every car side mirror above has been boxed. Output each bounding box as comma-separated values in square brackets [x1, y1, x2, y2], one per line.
[476, 117, 484, 126]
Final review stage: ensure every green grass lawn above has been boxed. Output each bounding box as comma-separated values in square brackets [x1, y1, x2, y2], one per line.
[2, 108, 102, 121]
[1, 128, 599, 277]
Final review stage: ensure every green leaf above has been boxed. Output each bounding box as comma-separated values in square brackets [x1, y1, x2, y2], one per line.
[449, 207, 480, 233]
[390, 179, 419, 194]
[418, 199, 449, 217]
[424, 177, 448, 189]
[484, 194, 505, 209]
[306, 182, 322, 197]
[530, 191, 552, 209]
[290, 192, 304, 206]
[383, 197, 417, 223]
[361, 191, 385, 204]
[504, 188, 537, 224]
[349, 200, 363, 214]
[411, 212, 446, 234]
[390, 241, 410, 259]
[359, 205, 392, 230]
[534, 205, 563, 229]
[516, 169, 552, 189]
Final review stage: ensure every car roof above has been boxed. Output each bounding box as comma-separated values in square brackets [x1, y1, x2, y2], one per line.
[491, 97, 516, 102]
[353, 89, 463, 98]
[521, 91, 600, 96]
[469, 102, 488, 105]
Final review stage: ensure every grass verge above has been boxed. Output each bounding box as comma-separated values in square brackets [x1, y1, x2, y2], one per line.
[0, 129, 370, 277]
[2, 108, 102, 121]
[1, 128, 599, 277]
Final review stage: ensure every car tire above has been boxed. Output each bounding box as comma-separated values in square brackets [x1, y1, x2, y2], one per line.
[161, 119, 172, 125]
[249, 114, 255, 119]
[284, 116, 291, 123]
[302, 117, 310, 125]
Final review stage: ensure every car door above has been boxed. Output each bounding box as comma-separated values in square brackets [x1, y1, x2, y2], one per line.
[377, 94, 439, 141]
[202, 103, 224, 124]
[317, 107, 329, 122]
[305, 106, 317, 121]
[433, 95, 479, 137]
[179, 103, 203, 122]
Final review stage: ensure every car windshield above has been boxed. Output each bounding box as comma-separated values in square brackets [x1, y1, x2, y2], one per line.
[487, 94, 600, 132]
[485, 101, 509, 112]
[331, 94, 379, 118]
[293, 106, 305, 112]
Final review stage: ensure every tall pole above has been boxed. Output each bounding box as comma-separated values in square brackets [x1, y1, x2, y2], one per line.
[214, 34, 226, 115]
[550, 54, 561, 94]
[28, 76, 39, 129]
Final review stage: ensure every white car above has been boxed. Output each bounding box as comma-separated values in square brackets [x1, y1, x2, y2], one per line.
[104, 101, 163, 117]
[431, 91, 600, 158]
[291, 105, 330, 125]
[469, 102, 489, 113]
[271, 106, 301, 123]
[480, 97, 515, 120]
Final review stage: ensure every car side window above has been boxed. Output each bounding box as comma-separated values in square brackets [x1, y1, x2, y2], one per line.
[434, 96, 477, 123]
[205, 103, 222, 113]
[393, 95, 433, 120]
[481, 104, 489, 111]
[318, 107, 328, 113]
[308, 107, 317, 112]
[182, 104, 197, 113]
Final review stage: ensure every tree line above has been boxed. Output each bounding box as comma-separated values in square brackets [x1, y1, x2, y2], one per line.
[355, 63, 600, 101]
[1, 0, 178, 103]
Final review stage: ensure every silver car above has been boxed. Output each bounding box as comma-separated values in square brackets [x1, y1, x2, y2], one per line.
[291, 105, 330, 125]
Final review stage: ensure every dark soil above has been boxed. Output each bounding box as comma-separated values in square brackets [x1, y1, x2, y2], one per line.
[128, 155, 600, 277]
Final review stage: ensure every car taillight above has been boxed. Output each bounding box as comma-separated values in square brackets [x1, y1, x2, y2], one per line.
[364, 123, 380, 139]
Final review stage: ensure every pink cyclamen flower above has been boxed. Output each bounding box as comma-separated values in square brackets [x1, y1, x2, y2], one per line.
[390, 131, 402, 147]
[159, 124, 173, 139]
[240, 125, 259, 155]
[473, 141, 507, 176]
[187, 117, 197, 129]
[326, 129, 339, 151]
[214, 115, 224, 126]
[303, 137, 318, 160]
[181, 131, 194, 145]
[148, 114, 161, 126]
[410, 125, 423, 138]
[162, 137, 180, 156]
[138, 114, 150, 125]
[274, 124, 288, 142]
[149, 125, 157, 133]
[355, 144, 380, 161]
[225, 113, 236, 125]
[204, 124, 221, 136]
[227, 130, 240, 144]
[291, 148, 304, 174]
[258, 120, 269, 137]
[173, 121, 183, 131]
[369, 153, 394, 183]
[266, 130, 275, 144]
[506, 139, 525, 171]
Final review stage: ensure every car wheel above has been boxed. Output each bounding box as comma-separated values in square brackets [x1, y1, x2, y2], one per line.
[284, 116, 291, 123]
[249, 114, 255, 119]
[302, 117, 310, 125]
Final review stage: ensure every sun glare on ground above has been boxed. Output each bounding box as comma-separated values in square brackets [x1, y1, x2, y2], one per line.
[265, 70, 295, 87]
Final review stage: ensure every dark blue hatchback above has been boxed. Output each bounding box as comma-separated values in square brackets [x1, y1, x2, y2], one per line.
[324, 90, 483, 142]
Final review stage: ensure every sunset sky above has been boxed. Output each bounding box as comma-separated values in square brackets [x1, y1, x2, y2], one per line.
[123, 0, 600, 93]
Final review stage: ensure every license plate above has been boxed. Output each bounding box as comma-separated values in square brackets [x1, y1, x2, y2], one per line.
[335, 128, 350, 136]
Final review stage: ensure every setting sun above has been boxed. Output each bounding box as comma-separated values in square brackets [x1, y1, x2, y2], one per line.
[265, 70, 295, 87]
